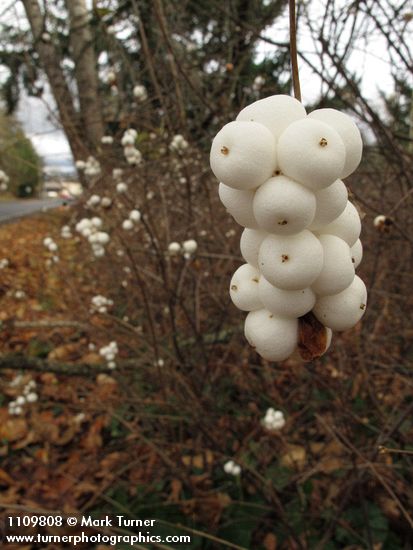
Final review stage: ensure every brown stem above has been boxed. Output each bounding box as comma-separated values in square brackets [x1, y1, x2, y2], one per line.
[289, 0, 302, 102]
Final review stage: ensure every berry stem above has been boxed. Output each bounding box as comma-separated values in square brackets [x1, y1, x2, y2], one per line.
[289, 0, 302, 102]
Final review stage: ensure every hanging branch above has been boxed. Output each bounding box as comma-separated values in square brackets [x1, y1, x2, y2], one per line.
[289, 0, 302, 102]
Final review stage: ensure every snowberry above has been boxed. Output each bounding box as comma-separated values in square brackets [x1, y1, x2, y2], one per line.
[223, 460, 241, 476]
[88, 194, 101, 206]
[258, 230, 323, 290]
[122, 219, 134, 231]
[182, 239, 197, 254]
[101, 135, 114, 144]
[277, 118, 346, 190]
[26, 392, 38, 403]
[101, 197, 112, 208]
[313, 275, 367, 331]
[309, 179, 348, 230]
[133, 84, 147, 101]
[350, 239, 363, 268]
[116, 182, 128, 193]
[218, 183, 258, 228]
[168, 242, 181, 255]
[229, 264, 261, 311]
[236, 94, 306, 142]
[253, 175, 316, 235]
[262, 408, 285, 431]
[308, 108, 363, 178]
[240, 228, 267, 268]
[170, 134, 189, 152]
[244, 309, 298, 362]
[258, 276, 315, 318]
[129, 209, 141, 222]
[319, 201, 361, 247]
[311, 234, 355, 296]
[121, 134, 135, 147]
[373, 214, 392, 230]
[210, 121, 277, 190]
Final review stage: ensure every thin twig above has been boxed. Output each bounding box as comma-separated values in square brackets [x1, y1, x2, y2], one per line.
[289, 0, 302, 101]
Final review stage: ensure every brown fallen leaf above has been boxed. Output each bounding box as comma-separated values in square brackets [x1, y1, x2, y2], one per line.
[0, 417, 28, 442]
[280, 444, 306, 469]
[297, 312, 328, 361]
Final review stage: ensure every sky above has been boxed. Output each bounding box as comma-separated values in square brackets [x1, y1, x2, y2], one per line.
[10, 0, 412, 175]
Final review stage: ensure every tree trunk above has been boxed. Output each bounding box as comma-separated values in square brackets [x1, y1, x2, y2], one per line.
[21, 0, 88, 160]
[65, 0, 104, 149]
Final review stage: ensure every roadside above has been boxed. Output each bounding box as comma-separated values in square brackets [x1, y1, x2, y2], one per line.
[0, 198, 66, 224]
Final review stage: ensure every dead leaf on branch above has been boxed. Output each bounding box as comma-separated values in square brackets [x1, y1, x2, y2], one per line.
[297, 312, 328, 361]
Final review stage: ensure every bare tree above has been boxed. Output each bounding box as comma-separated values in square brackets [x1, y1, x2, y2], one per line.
[65, 0, 104, 148]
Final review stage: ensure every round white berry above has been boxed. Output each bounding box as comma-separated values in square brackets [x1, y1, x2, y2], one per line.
[253, 175, 316, 235]
[122, 219, 134, 231]
[311, 234, 355, 296]
[229, 264, 262, 311]
[168, 242, 181, 255]
[210, 121, 277, 190]
[318, 201, 361, 247]
[236, 94, 306, 142]
[309, 179, 348, 230]
[277, 118, 346, 190]
[258, 276, 316, 318]
[129, 209, 141, 222]
[258, 230, 324, 290]
[308, 108, 363, 178]
[240, 228, 267, 268]
[218, 183, 258, 228]
[182, 239, 197, 254]
[313, 275, 367, 331]
[350, 239, 363, 268]
[244, 309, 298, 362]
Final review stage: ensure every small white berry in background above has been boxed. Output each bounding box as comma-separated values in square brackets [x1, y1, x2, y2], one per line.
[26, 392, 38, 403]
[262, 408, 285, 431]
[116, 182, 128, 193]
[373, 214, 391, 230]
[223, 460, 241, 476]
[101, 135, 114, 145]
[129, 209, 141, 222]
[168, 242, 181, 255]
[122, 219, 134, 231]
[182, 239, 197, 255]
[133, 84, 148, 101]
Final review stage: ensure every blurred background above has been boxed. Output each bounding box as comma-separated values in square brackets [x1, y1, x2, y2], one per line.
[0, 1, 412, 548]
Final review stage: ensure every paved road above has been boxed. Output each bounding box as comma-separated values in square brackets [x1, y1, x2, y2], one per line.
[0, 198, 66, 224]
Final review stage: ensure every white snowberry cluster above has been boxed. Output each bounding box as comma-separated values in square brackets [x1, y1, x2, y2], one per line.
[167, 239, 198, 259]
[223, 460, 241, 476]
[122, 209, 141, 231]
[121, 128, 142, 165]
[75, 217, 110, 257]
[262, 408, 285, 431]
[0, 169, 9, 191]
[99, 341, 118, 369]
[170, 134, 189, 152]
[43, 236, 58, 251]
[0, 258, 9, 269]
[8, 379, 38, 416]
[90, 294, 114, 314]
[75, 156, 101, 177]
[133, 84, 147, 102]
[101, 135, 114, 145]
[210, 94, 367, 362]
[61, 225, 72, 239]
